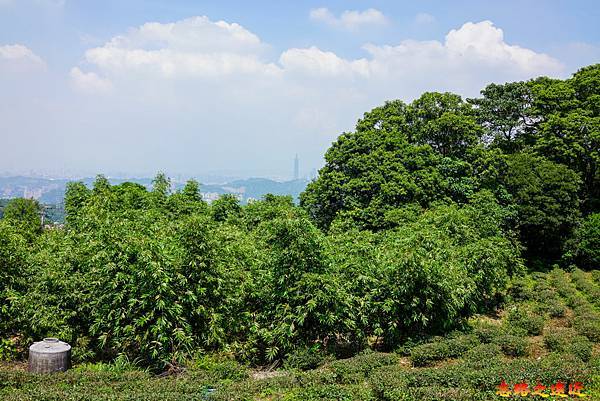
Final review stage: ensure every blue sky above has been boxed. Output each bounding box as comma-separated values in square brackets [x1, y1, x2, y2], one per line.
[0, 0, 599, 179]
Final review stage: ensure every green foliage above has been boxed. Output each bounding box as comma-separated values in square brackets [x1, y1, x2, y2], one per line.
[502, 152, 581, 261]
[544, 327, 577, 352]
[570, 213, 600, 269]
[463, 343, 502, 368]
[211, 194, 241, 222]
[572, 313, 600, 342]
[300, 92, 491, 231]
[493, 334, 528, 357]
[284, 345, 332, 371]
[326, 351, 401, 384]
[0, 221, 27, 334]
[189, 354, 249, 381]
[409, 341, 451, 367]
[565, 337, 593, 362]
[471, 320, 504, 344]
[469, 81, 534, 152]
[0, 338, 16, 361]
[505, 304, 546, 336]
[250, 214, 355, 361]
[2, 65, 600, 383]
[2, 198, 42, 238]
[64, 181, 91, 226]
[409, 335, 479, 366]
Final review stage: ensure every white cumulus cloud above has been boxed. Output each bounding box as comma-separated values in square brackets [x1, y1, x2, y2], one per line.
[309, 7, 388, 30]
[280, 46, 370, 78]
[0, 44, 45, 66]
[69, 67, 113, 94]
[55, 18, 565, 176]
[80, 16, 280, 80]
[283, 21, 562, 83]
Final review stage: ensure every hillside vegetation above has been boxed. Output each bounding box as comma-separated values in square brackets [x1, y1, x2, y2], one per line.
[0, 64, 598, 399]
[1, 269, 598, 400]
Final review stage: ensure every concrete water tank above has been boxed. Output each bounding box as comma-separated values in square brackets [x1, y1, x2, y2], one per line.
[28, 338, 71, 373]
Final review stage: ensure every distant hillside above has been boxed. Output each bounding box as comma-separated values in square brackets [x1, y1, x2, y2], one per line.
[0, 176, 310, 206]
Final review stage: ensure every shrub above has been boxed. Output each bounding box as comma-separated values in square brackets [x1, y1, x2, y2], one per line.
[284, 384, 376, 401]
[0, 221, 27, 335]
[189, 354, 248, 381]
[493, 334, 528, 357]
[546, 299, 567, 317]
[571, 268, 600, 306]
[505, 305, 545, 335]
[445, 335, 480, 356]
[508, 277, 534, 302]
[0, 338, 16, 361]
[471, 320, 504, 343]
[565, 336, 593, 362]
[410, 335, 479, 366]
[572, 313, 600, 342]
[592, 270, 600, 284]
[284, 346, 332, 371]
[410, 341, 451, 367]
[463, 343, 502, 369]
[543, 327, 577, 351]
[327, 351, 400, 384]
[536, 353, 592, 385]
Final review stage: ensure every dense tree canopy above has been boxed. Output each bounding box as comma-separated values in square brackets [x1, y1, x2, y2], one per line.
[302, 64, 599, 264]
[0, 63, 598, 370]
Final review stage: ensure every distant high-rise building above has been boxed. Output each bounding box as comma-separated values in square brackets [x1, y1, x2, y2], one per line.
[294, 154, 299, 180]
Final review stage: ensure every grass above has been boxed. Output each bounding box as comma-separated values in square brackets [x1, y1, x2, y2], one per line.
[1, 268, 599, 400]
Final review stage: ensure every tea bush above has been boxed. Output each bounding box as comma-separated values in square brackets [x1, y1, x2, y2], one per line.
[565, 336, 593, 362]
[543, 327, 578, 351]
[326, 351, 401, 384]
[493, 334, 528, 357]
[505, 305, 545, 336]
[409, 335, 479, 366]
[471, 320, 504, 343]
[572, 313, 600, 342]
[283, 346, 332, 371]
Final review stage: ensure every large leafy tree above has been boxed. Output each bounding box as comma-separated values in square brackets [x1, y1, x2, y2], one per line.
[531, 66, 600, 214]
[2, 198, 42, 238]
[501, 153, 581, 262]
[569, 213, 600, 270]
[301, 92, 487, 230]
[469, 81, 535, 151]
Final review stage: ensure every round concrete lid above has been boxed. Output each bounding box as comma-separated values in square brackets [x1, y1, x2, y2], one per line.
[29, 338, 71, 354]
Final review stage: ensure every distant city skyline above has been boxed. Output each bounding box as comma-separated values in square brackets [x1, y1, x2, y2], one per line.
[1, 1, 599, 176]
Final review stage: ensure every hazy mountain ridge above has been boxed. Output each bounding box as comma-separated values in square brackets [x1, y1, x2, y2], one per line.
[0, 176, 310, 205]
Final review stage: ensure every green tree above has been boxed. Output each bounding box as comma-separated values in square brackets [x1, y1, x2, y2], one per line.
[150, 172, 171, 209]
[570, 213, 600, 269]
[64, 181, 91, 226]
[252, 215, 353, 360]
[502, 153, 581, 262]
[211, 194, 241, 222]
[0, 221, 27, 335]
[168, 179, 207, 216]
[469, 81, 535, 151]
[301, 92, 487, 230]
[529, 66, 600, 213]
[3, 198, 42, 237]
[327, 193, 521, 347]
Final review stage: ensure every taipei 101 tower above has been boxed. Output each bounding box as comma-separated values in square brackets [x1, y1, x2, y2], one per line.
[294, 154, 299, 180]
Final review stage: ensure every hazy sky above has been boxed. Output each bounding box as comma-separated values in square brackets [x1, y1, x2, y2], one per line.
[1, 1, 599, 179]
